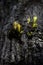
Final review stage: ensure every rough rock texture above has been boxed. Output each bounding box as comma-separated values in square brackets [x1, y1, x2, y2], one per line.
[0, 0, 43, 65]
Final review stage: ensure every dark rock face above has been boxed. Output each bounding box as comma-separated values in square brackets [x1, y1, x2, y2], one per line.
[0, 0, 43, 65]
